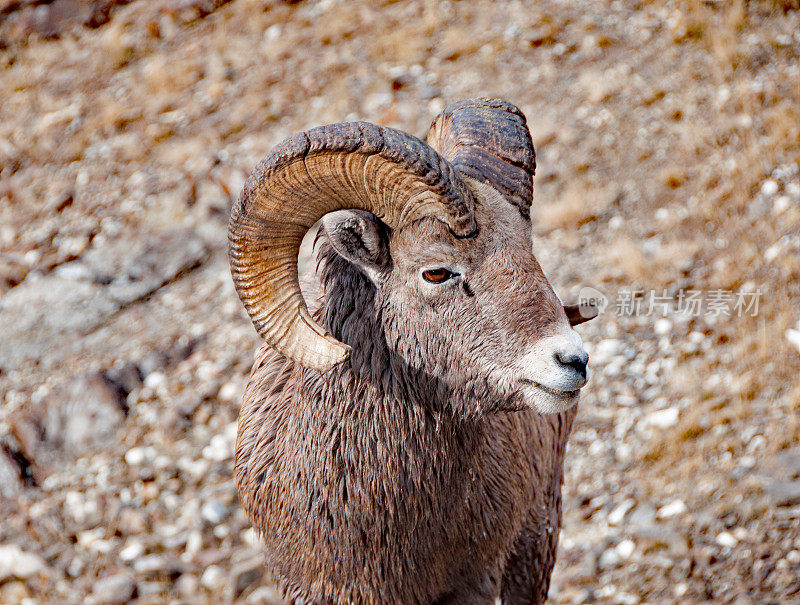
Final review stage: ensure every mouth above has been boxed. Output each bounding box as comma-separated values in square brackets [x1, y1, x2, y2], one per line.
[521, 379, 580, 398]
[517, 379, 581, 414]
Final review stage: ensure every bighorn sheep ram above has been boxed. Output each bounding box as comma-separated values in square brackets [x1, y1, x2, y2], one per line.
[229, 98, 595, 604]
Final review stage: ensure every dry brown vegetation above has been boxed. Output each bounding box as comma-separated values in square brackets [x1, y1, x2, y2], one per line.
[1, 0, 799, 603]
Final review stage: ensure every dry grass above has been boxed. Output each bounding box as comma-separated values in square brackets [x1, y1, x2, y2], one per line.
[536, 182, 619, 231]
[592, 1, 800, 486]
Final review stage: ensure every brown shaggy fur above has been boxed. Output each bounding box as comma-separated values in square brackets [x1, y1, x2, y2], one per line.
[235, 188, 583, 604]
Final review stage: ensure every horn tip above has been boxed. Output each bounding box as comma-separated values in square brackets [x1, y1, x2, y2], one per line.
[306, 342, 351, 373]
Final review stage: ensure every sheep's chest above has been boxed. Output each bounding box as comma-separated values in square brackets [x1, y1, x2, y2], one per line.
[239, 388, 554, 601]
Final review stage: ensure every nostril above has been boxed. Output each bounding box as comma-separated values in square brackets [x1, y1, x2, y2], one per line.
[555, 351, 588, 378]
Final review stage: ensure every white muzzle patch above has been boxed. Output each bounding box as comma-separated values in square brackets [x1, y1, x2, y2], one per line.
[512, 330, 589, 413]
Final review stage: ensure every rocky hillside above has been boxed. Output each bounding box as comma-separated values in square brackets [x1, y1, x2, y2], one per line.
[1, 0, 799, 603]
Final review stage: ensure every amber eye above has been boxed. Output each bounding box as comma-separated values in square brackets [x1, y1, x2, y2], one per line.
[422, 268, 455, 284]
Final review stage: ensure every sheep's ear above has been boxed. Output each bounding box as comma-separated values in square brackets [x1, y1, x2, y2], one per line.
[564, 303, 598, 326]
[323, 210, 390, 277]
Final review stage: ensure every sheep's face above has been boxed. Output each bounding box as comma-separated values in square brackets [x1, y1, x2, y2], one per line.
[322, 181, 591, 415]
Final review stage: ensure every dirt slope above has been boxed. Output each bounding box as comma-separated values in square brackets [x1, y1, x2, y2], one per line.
[1, 0, 799, 603]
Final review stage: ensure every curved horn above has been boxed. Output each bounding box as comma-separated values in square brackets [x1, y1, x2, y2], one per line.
[229, 121, 477, 372]
[426, 98, 536, 219]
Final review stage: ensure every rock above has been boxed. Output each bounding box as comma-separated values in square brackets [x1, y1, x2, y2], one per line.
[773, 195, 791, 213]
[765, 242, 783, 262]
[77, 527, 108, 553]
[118, 540, 145, 562]
[143, 371, 167, 390]
[175, 573, 199, 596]
[67, 556, 86, 578]
[84, 229, 209, 305]
[747, 434, 767, 452]
[0, 444, 26, 498]
[247, 585, 284, 604]
[241, 527, 260, 548]
[8, 372, 127, 478]
[645, 407, 679, 429]
[117, 508, 149, 535]
[616, 593, 640, 605]
[166, 391, 205, 432]
[765, 480, 800, 507]
[202, 433, 232, 462]
[598, 546, 621, 569]
[228, 556, 264, 599]
[135, 581, 165, 598]
[133, 554, 169, 575]
[775, 448, 800, 478]
[608, 499, 636, 525]
[616, 539, 635, 559]
[0, 581, 30, 603]
[91, 573, 136, 604]
[217, 380, 239, 403]
[64, 490, 101, 525]
[1, 0, 133, 42]
[161, 530, 190, 550]
[58, 374, 128, 450]
[0, 276, 114, 370]
[124, 446, 156, 466]
[786, 326, 800, 355]
[176, 391, 204, 417]
[0, 256, 29, 292]
[0, 229, 208, 371]
[653, 318, 672, 336]
[629, 520, 689, 557]
[657, 499, 687, 519]
[138, 350, 169, 379]
[760, 180, 779, 196]
[200, 564, 225, 591]
[0, 544, 46, 582]
[201, 500, 228, 525]
[592, 339, 624, 363]
[182, 530, 203, 560]
[716, 531, 738, 548]
[105, 362, 143, 397]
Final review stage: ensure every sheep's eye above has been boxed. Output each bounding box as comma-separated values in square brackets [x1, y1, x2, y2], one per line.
[422, 268, 455, 284]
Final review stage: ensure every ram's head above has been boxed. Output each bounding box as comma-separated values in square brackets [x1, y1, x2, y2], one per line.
[229, 99, 594, 414]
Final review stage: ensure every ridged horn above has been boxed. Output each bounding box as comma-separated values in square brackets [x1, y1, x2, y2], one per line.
[229, 121, 477, 372]
[426, 98, 536, 219]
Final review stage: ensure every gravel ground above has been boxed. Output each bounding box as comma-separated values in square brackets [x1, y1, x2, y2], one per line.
[1, 0, 799, 603]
